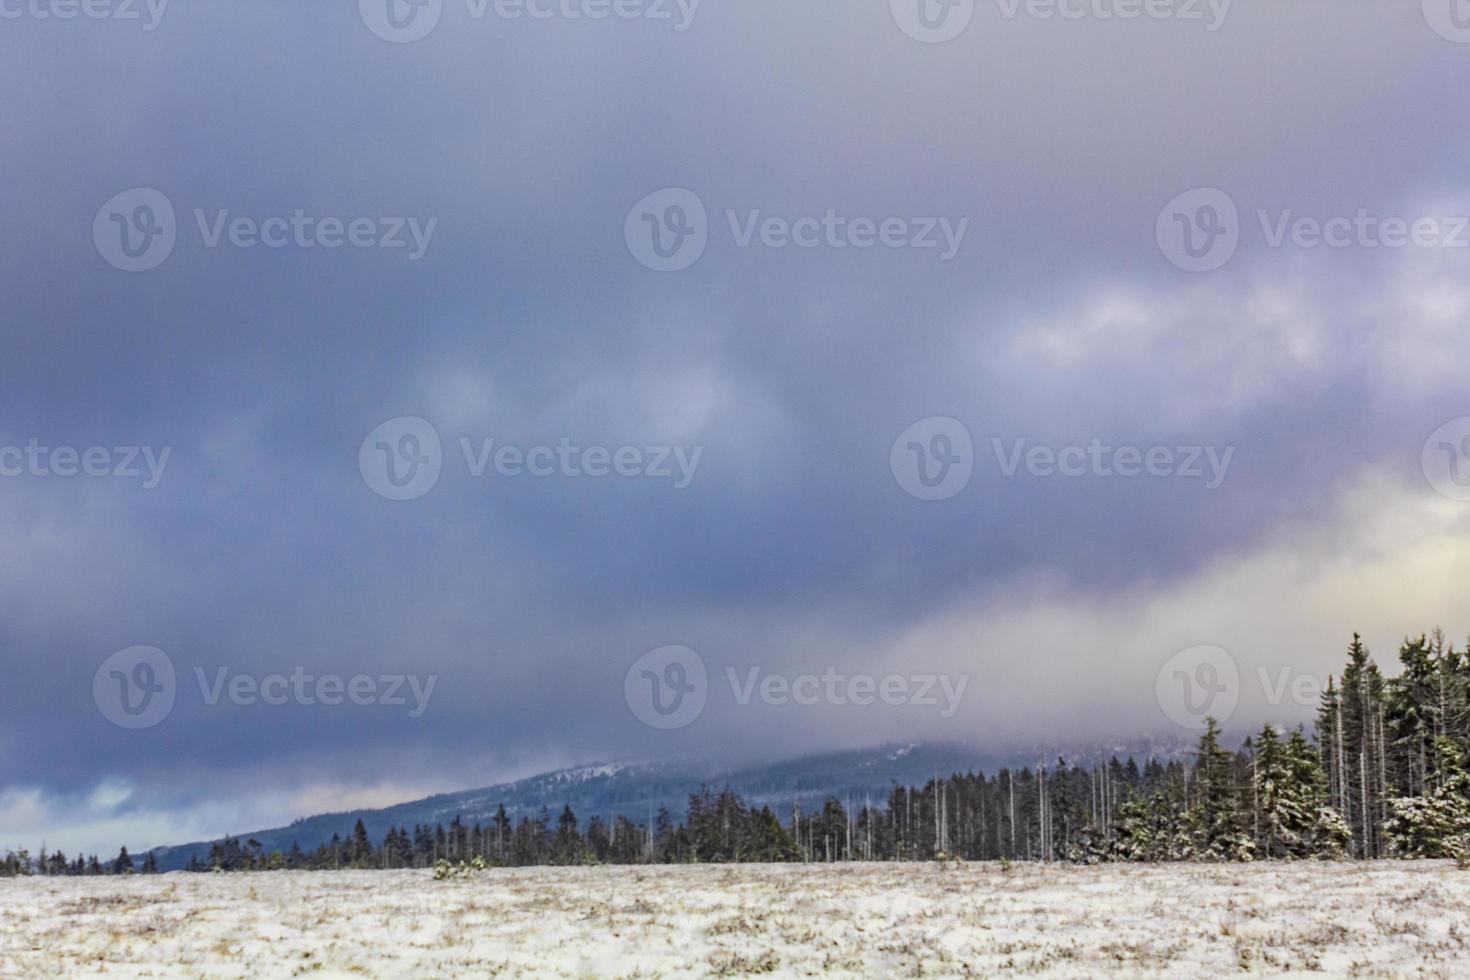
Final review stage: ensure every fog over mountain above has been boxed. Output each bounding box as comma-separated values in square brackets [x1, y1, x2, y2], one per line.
[149, 739, 1200, 870]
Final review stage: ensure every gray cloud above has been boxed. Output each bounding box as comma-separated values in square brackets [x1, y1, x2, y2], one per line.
[3, 0, 1470, 852]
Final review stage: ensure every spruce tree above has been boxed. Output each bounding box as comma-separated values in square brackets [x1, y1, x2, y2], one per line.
[1339, 634, 1388, 857]
[1191, 718, 1253, 861]
[1385, 737, 1470, 859]
[552, 805, 587, 865]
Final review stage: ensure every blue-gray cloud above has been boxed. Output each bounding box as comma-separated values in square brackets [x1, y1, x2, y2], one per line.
[3, 0, 1470, 853]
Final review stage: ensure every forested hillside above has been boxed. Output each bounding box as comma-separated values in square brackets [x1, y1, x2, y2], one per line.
[9, 632, 1470, 876]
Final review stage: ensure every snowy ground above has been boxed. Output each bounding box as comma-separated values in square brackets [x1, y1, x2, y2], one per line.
[3, 862, 1469, 978]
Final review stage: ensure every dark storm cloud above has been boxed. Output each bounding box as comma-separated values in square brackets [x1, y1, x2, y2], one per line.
[3, 0, 1470, 850]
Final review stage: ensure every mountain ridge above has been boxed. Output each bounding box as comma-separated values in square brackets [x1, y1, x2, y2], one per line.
[149, 738, 1193, 870]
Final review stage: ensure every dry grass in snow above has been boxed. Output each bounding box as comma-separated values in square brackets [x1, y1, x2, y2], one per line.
[3, 861, 1470, 977]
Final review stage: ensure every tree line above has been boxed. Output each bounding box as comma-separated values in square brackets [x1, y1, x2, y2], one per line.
[7, 632, 1470, 875]
[1, 846, 155, 877]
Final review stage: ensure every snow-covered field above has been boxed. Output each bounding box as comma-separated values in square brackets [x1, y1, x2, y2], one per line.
[3, 862, 1469, 978]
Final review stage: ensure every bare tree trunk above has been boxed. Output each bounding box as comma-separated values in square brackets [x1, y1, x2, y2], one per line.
[1008, 770, 1015, 860]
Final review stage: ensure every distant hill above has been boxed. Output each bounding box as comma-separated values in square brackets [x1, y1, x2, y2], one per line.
[149, 739, 1191, 870]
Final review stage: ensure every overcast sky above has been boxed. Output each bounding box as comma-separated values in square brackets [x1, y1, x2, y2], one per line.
[4, 0, 1470, 855]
